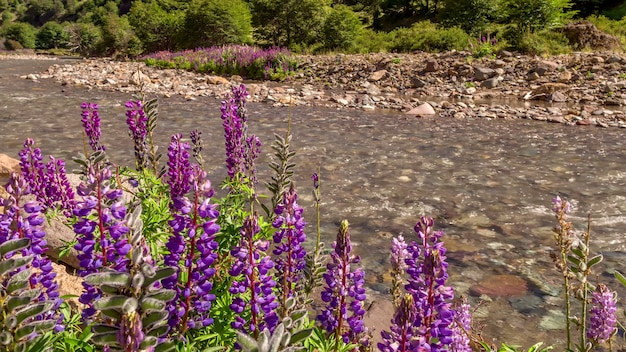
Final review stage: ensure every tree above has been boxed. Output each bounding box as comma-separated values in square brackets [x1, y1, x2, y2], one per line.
[3, 22, 37, 48]
[438, 0, 498, 35]
[248, 0, 331, 49]
[323, 5, 362, 50]
[501, 0, 576, 33]
[36, 20, 69, 48]
[128, 0, 183, 52]
[180, 0, 252, 48]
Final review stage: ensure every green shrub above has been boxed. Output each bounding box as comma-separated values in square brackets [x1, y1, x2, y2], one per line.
[128, 0, 184, 52]
[98, 14, 143, 58]
[500, 0, 575, 33]
[3, 22, 36, 49]
[36, 21, 68, 49]
[388, 21, 469, 53]
[65, 22, 101, 56]
[322, 5, 362, 51]
[587, 15, 626, 48]
[353, 28, 390, 53]
[507, 28, 571, 55]
[438, 0, 498, 35]
[4, 38, 23, 50]
[179, 0, 252, 49]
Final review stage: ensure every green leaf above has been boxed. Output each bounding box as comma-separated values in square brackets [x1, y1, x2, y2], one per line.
[6, 295, 34, 313]
[236, 331, 259, 352]
[93, 296, 138, 314]
[289, 328, 314, 345]
[91, 332, 119, 346]
[571, 247, 584, 259]
[154, 342, 176, 352]
[6, 270, 32, 294]
[15, 301, 54, 326]
[91, 324, 118, 334]
[587, 254, 602, 268]
[0, 238, 30, 257]
[0, 256, 33, 278]
[141, 297, 166, 311]
[142, 311, 168, 329]
[614, 270, 626, 287]
[140, 336, 158, 349]
[142, 267, 177, 288]
[567, 255, 581, 267]
[144, 289, 177, 302]
[84, 272, 131, 287]
[15, 320, 55, 341]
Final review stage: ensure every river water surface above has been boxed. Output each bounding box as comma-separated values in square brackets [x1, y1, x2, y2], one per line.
[2, 58, 626, 349]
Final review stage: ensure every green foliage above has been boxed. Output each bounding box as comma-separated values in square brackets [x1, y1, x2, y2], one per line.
[505, 28, 571, 55]
[587, 15, 626, 48]
[3, 38, 23, 50]
[322, 5, 362, 51]
[302, 327, 358, 352]
[500, 0, 576, 33]
[352, 28, 389, 53]
[479, 342, 553, 352]
[0, 239, 58, 352]
[3, 21, 36, 48]
[128, 0, 183, 53]
[36, 21, 68, 49]
[22, 0, 65, 26]
[52, 299, 96, 352]
[65, 22, 101, 56]
[248, 0, 331, 49]
[97, 13, 142, 58]
[438, 0, 498, 35]
[388, 21, 469, 52]
[179, 0, 252, 49]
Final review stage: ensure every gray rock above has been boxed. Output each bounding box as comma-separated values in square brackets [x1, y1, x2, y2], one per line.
[411, 78, 427, 88]
[480, 78, 499, 89]
[549, 91, 568, 102]
[474, 67, 495, 81]
[369, 70, 387, 81]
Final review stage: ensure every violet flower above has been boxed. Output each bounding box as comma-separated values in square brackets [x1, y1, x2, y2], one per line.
[391, 235, 408, 306]
[405, 217, 455, 351]
[272, 183, 307, 313]
[163, 134, 220, 333]
[587, 283, 617, 344]
[220, 84, 261, 183]
[317, 220, 368, 345]
[450, 296, 472, 352]
[18, 139, 76, 214]
[73, 163, 131, 320]
[229, 214, 279, 336]
[125, 100, 149, 170]
[0, 173, 63, 330]
[81, 102, 105, 151]
[378, 294, 418, 352]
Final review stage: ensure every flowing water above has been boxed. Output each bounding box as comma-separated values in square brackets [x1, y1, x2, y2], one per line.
[2, 59, 626, 349]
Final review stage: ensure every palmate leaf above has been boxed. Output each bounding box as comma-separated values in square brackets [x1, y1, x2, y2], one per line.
[14, 301, 54, 326]
[0, 238, 30, 257]
[7, 272, 36, 295]
[14, 320, 56, 341]
[142, 267, 177, 288]
[93, 295, 138, 314]
[0, 256, 33, 278]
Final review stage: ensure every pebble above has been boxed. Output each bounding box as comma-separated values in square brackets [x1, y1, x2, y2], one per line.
[15, 51, 626, 128]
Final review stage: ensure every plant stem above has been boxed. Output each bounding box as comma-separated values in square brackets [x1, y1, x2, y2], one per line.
[580, 214, 592, 351]
[563, 249, 572, 351]
[315, 166, 321, 256]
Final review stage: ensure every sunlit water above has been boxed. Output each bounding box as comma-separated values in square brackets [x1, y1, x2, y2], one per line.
[2, 59, 626, 349]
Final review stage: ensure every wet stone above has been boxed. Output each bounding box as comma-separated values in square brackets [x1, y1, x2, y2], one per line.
[470, 274, 528, 298]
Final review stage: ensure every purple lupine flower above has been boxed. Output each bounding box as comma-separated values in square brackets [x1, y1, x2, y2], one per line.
[163, 135, 220, 333]
[272, 183, 307, 312]
[317, 220, 368, 345]
[0, 173, 63, 330]
[391, 235, 408, 306]
[73, 163, 130, 320]
[125, 100, 149, 170]
[229, 215, 279, 336]
[19, 139, 76, 215]
[220, 93, 245, 178]
[81, 102, 105, 151]
[552, 195, 571, 214]
[450, 296, 472, 352]
[379, 294, 418, 352]
[244, 135, 262, 185]
[405, 217, 455, 351]
[587, 283, 617, 344]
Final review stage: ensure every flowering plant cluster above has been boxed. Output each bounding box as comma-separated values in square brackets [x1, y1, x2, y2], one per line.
[142, 45, 297, 81]
[4, 83, 626, 352]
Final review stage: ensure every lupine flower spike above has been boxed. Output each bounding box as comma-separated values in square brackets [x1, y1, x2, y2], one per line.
[405, 217, 455, 350]
[587, 283, 617, 346]
[162, 134, 220, 333]
[125, 100, 149, 170]
[379, 294, 418, 352]
[450, 296, 472, 352]
[81, 102, 105, 152]
[230, 214, 279, 337]
[272, 183, 307, 315]
[317, 220, 368, 347]
[390, 235, 408, 307]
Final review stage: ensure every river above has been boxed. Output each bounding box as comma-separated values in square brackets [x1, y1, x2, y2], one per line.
[2, 58, 626, 349]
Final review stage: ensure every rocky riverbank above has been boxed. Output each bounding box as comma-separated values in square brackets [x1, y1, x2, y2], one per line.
[15, 50, 626, 127]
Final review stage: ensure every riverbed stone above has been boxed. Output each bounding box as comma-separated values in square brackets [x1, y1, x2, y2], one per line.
[474, 67, 495, 81]
[481, 78, 499, 89]
[0, 154, 20, 177]
[425, 59, 439, 72]
[405, 102, 435, 116]
[369, 70, 387, 81]
[470, 274, 528, 297]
